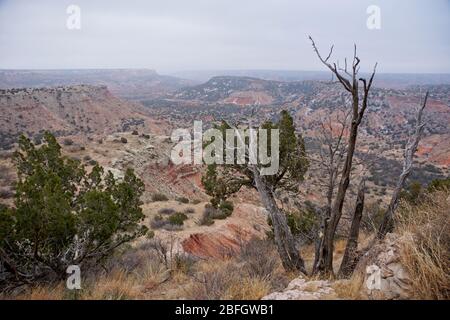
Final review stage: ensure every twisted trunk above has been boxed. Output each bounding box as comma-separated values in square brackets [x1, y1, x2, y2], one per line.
[339, 178, 365, 277]
[253, 171, 307, 274]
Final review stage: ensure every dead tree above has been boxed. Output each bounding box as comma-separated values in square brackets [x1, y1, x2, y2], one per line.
[338, 177, 366, 277]
[309, 36, 377, 276]
[378, 92, 429, 239]
[312, 109, 349, 269]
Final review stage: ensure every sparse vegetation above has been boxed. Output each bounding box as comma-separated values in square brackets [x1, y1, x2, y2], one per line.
[158, 208, 176, 215]
[151, 193, 169, 202]
[176, 196, 189, 204]
[150, 215, 168, 229]
[150, 212, 188, 230]
[168, 212, 188, 226]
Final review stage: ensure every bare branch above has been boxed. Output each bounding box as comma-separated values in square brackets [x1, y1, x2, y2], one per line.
[309, 36, 352, 92]
[378, 92, 429, 238]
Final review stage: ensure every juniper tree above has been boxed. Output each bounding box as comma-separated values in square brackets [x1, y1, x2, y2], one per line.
[0, 132, 147, 285]
[201, 111, 309, 272]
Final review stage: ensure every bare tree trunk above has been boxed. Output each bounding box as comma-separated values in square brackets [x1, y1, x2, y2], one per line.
[309, 36, 377, 276]
[316, 121, 359, 275]
[338, 178, 365, 278]
[313, 110, 349, 273]
[253, 171, 307, 274]
[378, 92, 428, 239]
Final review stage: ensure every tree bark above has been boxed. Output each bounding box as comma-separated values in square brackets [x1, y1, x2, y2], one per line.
[253, 171, 307, 274]
[338, 178, 365, 278]
[313, 103, 362, 276]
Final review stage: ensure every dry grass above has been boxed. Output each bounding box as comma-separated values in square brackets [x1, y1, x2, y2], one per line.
[16, 283, 66, 300]
[185, 260, 273, 300]
[224, 277, 271, 300]
[135, 260, 171, 292]
[82, 270, 138, 300]
[332, 273, 367, 300]
[182, 238, 290, 300]
[396, 190, 450, 300]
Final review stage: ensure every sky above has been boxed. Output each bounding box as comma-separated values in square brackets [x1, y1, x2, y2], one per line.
[0, 0, 449, 73]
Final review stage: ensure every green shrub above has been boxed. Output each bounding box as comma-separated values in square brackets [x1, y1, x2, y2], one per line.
[267, 205, 318, 243]
[400, 181, 423, 205]
[152, 193, 168, 202]
[0, 132, 147, 284]
[176, 196, 189, 204]
[191, 199, 201, 205]
[168, 212, 188, 226]
[427, 177, 450, 192]
[202, 204, 229, 220]
[218, 200, 234, 217]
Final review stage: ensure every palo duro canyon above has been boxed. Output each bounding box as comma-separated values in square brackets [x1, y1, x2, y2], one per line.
[0, 1, 448, 311]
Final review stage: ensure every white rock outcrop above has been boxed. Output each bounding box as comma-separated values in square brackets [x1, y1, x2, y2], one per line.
[360, 233, 411, 299]
[262, 277, 335, 300]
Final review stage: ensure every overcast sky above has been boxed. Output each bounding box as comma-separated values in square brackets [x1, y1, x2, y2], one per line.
[0, 0, 449, 73]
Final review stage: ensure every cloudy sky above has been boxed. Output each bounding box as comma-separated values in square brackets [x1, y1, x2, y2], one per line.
[0, 0, 449, 73]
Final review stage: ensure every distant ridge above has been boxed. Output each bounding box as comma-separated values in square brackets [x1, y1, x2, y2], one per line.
[0, 69, 196, 100]
[171, 70, 450, 89]
[0, 84, 157, 149]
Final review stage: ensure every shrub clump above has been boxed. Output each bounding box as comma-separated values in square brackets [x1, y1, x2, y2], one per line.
[168, 212, 188, 226]
[198, 209, 215, 226]
[150, 212, 188, 230]
[0, 132, 147, 286]
[184, 207, 195, 214]
[151, 193, 168, 202]
[62, 138, 74, 146]
[150, 215, 168, 229]
[176, 196, 189, 204]
[158, 208, 176, 215]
